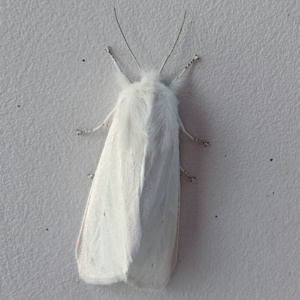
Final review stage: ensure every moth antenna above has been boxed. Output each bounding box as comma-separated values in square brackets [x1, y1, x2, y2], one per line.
[159, 10, 186, 74]
[114, 7, 142, 72]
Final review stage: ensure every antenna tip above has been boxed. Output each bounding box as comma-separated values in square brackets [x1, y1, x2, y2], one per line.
[194, 54, 200, 60]
[104, 46, 111, 52]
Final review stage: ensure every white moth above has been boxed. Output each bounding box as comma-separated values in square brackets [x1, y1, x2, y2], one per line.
[75, 8, 209, 290]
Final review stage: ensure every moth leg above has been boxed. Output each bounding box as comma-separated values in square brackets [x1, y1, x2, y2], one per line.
[87, 173, 94, 179]
[76, 108, 115, 135]
[180, 166, 196, 182]
[170, 54, 200, 85]
[178, 117, 210, 147]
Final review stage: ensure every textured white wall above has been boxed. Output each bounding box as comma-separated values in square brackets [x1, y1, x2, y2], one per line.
[1, 0, 300, 299]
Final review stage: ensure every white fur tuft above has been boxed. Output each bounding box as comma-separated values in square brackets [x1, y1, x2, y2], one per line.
[113, 71, 178, 153]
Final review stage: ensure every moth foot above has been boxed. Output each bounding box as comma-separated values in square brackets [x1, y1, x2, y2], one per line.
[195, 139, 210, 147]
[189, 176, 196, 182]
[88, 173, 95, 179]
[105, 46, 112, 53]
[76, 129, 93, 135]
[202, 141, 210, 147]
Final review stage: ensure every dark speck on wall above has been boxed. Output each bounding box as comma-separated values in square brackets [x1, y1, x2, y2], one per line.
[17, 105, 20, 107]
[82, 59, 85, 62]
[46, 228, 49, 231]
[270, 158, 273, 161]
[215, 215, 218, 218]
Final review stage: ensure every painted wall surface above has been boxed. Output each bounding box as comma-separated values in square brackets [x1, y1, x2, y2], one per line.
[1, 1, 300, 299]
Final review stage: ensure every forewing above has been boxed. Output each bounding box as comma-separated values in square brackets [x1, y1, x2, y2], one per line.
[127, 143, 180, 289]
[76, 118, 145, 284]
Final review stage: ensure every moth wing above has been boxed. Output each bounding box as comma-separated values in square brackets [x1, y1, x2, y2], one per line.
[76, 79, 181, 289]
[126, 143, 181, 289]
[76, 117, 145, 284]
